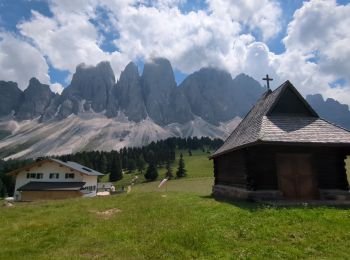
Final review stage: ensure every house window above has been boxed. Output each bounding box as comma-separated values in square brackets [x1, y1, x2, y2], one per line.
[82, 185, 96, 191]
[27, 173, 42, 179]
[49, 173, 59, 179]
[65, 173, 74, 179]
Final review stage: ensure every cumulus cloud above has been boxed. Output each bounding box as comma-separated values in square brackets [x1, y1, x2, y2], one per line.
[0, 32, 50, 90]
[50, 82, 64, 94]
[16, 0, 282, 82]
[207, 0, 282, 40]
[280, 0, 350, 104]
[1, 0, 349, 106]
[18, 10, 111, 73]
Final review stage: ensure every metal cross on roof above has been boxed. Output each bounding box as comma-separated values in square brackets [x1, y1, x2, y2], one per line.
[262, 74, 273, 90]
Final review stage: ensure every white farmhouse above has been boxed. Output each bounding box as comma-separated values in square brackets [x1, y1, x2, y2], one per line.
[7, 158, 104, 201]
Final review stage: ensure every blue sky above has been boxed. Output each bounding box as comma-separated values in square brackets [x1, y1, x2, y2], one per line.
[0, 0, 350, 104]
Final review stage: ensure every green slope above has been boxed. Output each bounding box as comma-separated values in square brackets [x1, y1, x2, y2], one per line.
[1, 193, 350, 259]
[1, 150, 350, 258]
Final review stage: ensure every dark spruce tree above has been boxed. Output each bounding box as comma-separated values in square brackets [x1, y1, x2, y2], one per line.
[0, 179, 7, 198]
[176, 153, 186, 178]
[136, 155, 146, 174]
[144, 163, 158, 181]
[165, 160, 174, 179]
[127, 159, 136, 173]
[109, 154, 123, 182]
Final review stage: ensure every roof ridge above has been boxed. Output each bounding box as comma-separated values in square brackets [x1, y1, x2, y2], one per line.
[210, 80, 341, 159]
[318, 117, 350, 133]
[258, 115, 267, 140]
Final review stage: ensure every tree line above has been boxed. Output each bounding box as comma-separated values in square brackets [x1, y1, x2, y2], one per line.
[0, 137, 223, 197]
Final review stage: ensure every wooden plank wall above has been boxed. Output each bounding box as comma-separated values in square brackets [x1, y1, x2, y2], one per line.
[21, 191, 82, 201]
[246, 147, 278, 190]
[214, 145, 350, 192]
[313, 152, 349, 190]
[214, 151, 248, 188]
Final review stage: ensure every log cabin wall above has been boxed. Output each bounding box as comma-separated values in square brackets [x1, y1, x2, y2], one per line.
[246, 147, 278, 190]
[214, 151, 248, 188]
[312, 151, 349, 190]
[245, 145, 350, 191]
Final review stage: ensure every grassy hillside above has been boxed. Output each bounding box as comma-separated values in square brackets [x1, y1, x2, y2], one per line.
[1, 150, 350, 258]
[1, 193, 350, 259]
[108, 149, 214, 193]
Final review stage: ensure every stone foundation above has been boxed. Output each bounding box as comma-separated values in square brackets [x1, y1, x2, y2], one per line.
[319, 189, 350, 200]
[212, 185, 283, 201]
[213, 185, 350, 201]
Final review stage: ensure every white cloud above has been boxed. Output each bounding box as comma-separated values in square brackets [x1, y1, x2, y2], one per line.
[50, 82, 64, 94]
[3, 0, 350, 107]
[15, 0, 282, 83]
[18, 10, 111, 73]
[0, 32, 49, 90]
[279, 0, 350, 104]
[207, 0, 282, 40]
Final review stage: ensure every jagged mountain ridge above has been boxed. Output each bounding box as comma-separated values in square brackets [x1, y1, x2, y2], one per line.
[0, 58, 265, 125]
[306, 94, 350, 130]
[1, 57, 349, 159]
[0, 57, 262, 159]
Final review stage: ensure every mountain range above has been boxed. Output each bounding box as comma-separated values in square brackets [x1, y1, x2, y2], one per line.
[0, 57, 349, 159]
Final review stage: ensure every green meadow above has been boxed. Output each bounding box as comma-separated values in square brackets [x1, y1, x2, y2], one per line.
[1, 151, 350, 259]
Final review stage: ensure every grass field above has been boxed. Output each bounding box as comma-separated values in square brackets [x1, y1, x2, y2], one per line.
[1, 151, 350, 259]
[110, 149, 214, 192]
[1, 192, 350, 259]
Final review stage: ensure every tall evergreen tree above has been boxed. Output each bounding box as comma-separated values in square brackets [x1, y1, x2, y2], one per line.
[100, 154, 108, 174]
[109, 154, 123, 182]
[176, 153, 186, 178]
[136, 155, 146, 174]
[0, 178, 7, 198]
[165, 160, 173, 179]
[144, 163, 158, 181]
[127, 159, 136, 173]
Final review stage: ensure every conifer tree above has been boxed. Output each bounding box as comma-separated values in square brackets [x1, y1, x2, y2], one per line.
[136, 155, 146, 174]
[100, 154, 108, 174]
[176, 153, 186, 178]
[144, 163, 158, 181]
[165, 160, 173, 179]
[109, 154, 123, 182]
[127, 159, 136, 173]
[0, 179, 6, 198]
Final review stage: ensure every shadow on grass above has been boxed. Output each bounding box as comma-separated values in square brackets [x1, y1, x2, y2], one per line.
[200, 194, 350, 211]
[200, 194, 267, 212]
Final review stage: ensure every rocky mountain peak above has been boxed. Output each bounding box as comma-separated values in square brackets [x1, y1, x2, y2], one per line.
[307, 93, 350, 129]
[109, 61, 147, 122]
[28, 77, 42, 86]
[122, 61, 139, 78]
[0, 81, 22, 117]
[141, 57, 179, 125]
[63, 61, 116, 113]
[142, 57, 177, 90]
[16, 78, 55, 120]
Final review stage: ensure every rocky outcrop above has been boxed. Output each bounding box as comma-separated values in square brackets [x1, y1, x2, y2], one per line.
[181, 68, 264, 125]
[62, 61, 115, 113]
[0, 81, 22, 117]
[140, 58, 194, 125]
[231, 73, 265, 116]
[108, 62, 147, 121]
[16, 78, 55, 120]
[307, 94, 350, 129]
[1, 58, 266, 127]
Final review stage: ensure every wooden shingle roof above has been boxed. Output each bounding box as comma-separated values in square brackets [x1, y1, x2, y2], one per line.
[210, 81, 350, 158]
